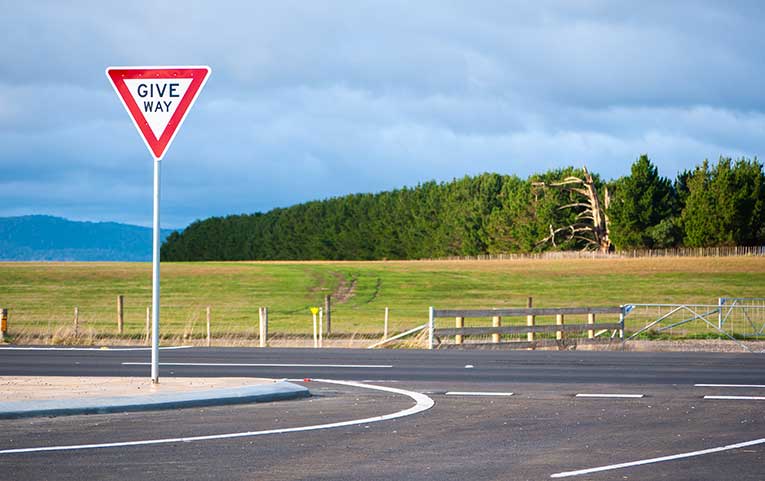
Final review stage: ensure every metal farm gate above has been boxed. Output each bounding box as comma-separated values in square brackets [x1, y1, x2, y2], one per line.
[625, 298, 765, 352]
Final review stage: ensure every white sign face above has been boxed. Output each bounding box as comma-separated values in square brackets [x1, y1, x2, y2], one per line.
[123, 78, 193, 140]
[106, 66, 211, 160]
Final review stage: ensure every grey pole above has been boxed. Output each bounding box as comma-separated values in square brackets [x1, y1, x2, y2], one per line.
[151, 158, 161, 383]
[718, 298, 723, 330]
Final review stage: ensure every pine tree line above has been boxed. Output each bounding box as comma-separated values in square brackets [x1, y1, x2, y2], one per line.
[161, 156, 765, 261]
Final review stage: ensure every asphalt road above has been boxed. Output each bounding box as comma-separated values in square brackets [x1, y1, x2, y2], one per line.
[1, 347, 764, 480]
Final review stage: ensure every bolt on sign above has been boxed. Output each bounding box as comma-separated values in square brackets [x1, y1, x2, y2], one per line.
[105, 66, 211, 160]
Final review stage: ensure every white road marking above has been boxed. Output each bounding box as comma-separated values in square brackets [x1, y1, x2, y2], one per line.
[575, 393, 644, 398]
[0, 379, 433, 455]
[122, 362, 393, 368]
[445, 391, 514, 397]
[550, 437, 765, 478]
[704, 395, 765, 401]
[695, 384, 765, 388]
[0, 346, 192, 351]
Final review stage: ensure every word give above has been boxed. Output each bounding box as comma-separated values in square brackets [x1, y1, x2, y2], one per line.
[137, 82, 181, 113]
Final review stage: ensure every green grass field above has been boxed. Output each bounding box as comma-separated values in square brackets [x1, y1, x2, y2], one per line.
[1, 257, 763, 344]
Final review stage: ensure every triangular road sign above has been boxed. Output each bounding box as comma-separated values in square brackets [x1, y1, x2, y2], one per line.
[106, 66, 211, 160]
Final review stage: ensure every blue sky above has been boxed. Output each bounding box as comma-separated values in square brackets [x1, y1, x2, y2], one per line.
[1, 1, 763, 228]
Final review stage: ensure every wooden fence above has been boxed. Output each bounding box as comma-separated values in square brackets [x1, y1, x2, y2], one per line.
[425, 245, 765, 262]
[428, 306, 625, 349]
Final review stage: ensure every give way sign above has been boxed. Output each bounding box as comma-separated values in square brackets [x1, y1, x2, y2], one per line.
[106, 66, 211, 160]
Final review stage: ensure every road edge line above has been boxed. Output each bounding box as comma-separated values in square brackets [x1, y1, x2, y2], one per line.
[550, 438, 765, 478]
[0, 379, 434, 455]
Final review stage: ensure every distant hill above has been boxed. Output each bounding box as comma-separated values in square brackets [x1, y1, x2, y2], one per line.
[0, 215, 175, 261]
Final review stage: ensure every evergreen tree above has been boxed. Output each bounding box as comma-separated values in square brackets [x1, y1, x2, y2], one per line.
[681, 157, 765, 246]
[160, 158, 765, 261]
[608, 155, 677, 249]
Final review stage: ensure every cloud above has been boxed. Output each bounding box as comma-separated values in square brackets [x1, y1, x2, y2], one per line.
[1, 0, 763, 228]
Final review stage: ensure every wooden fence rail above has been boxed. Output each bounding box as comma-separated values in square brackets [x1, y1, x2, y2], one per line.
[428, 306, 625, 350]
[434, 307, 623, 318]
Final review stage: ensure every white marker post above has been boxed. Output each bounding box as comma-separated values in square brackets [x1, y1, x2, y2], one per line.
[318, 307, 323, 348]
[106, 66, 211, 383]
[310, 307, 320, 348]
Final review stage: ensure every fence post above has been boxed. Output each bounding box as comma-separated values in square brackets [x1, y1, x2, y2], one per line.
[428, 307, 435, 350]
[587, 312, 595, 339]
[258, 307, 262, 347]
[74, 307, 79, 338]
[117, 295, 124, 335]
[526, 297, 535, 343]
[319, 307, 324, 348]
[455, 316, 464, 345]
[492, 315, 501, 343]
[324, 295, 331, 336]
[619, 305, 625, 342]
[1, 308, 7, 341]
[206, 306, 211, 347]
[384, 307, 389, 339]
[258, 307, 268, 348]
[556, 314, 564, 340]
[718, 298, 724, 329]
[145, 306, 150, 346]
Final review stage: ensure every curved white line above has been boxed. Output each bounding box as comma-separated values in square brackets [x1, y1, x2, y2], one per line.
[550, 437, 765, 478]
[0, 379, 434, 455]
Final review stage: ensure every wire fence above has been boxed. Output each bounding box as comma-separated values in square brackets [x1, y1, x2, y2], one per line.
[4, 297, 765, 350]
[0, 302, 403, 345]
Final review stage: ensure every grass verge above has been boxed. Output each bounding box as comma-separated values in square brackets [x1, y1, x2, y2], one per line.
[0, 257, 763, 345]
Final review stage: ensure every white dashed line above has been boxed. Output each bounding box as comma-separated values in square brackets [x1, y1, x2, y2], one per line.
[550, 437, 765, 478]
[695, 384, 765, 388]
[575, 393, 644, 398]
[445, 391, 514, 397]
[704, 395, 765, 401]
[0, 379, 433, 455]
[122, 362, 393, 368]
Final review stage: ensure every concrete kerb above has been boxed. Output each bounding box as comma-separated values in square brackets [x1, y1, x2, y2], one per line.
[0, 381, 310, 419]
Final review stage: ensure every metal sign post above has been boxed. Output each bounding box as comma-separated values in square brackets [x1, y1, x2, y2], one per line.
[151, 157, 161, 382]
[106, 66, 211, 383]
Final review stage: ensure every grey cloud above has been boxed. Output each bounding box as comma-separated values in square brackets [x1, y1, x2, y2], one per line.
[1, 0, 763, 228]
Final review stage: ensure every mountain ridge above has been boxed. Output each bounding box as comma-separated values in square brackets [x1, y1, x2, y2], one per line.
[0, 215, 175, 261]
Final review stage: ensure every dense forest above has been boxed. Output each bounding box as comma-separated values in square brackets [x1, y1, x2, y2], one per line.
[161, 156, 765, 261]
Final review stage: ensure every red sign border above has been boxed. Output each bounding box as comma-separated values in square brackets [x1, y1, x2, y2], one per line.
[106, 66, 211, 160]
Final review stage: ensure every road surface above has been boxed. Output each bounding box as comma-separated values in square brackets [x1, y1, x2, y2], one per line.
[1, 347, 764, 480]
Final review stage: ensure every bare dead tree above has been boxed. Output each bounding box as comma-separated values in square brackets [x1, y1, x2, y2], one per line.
[533, 166, 612, 252]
